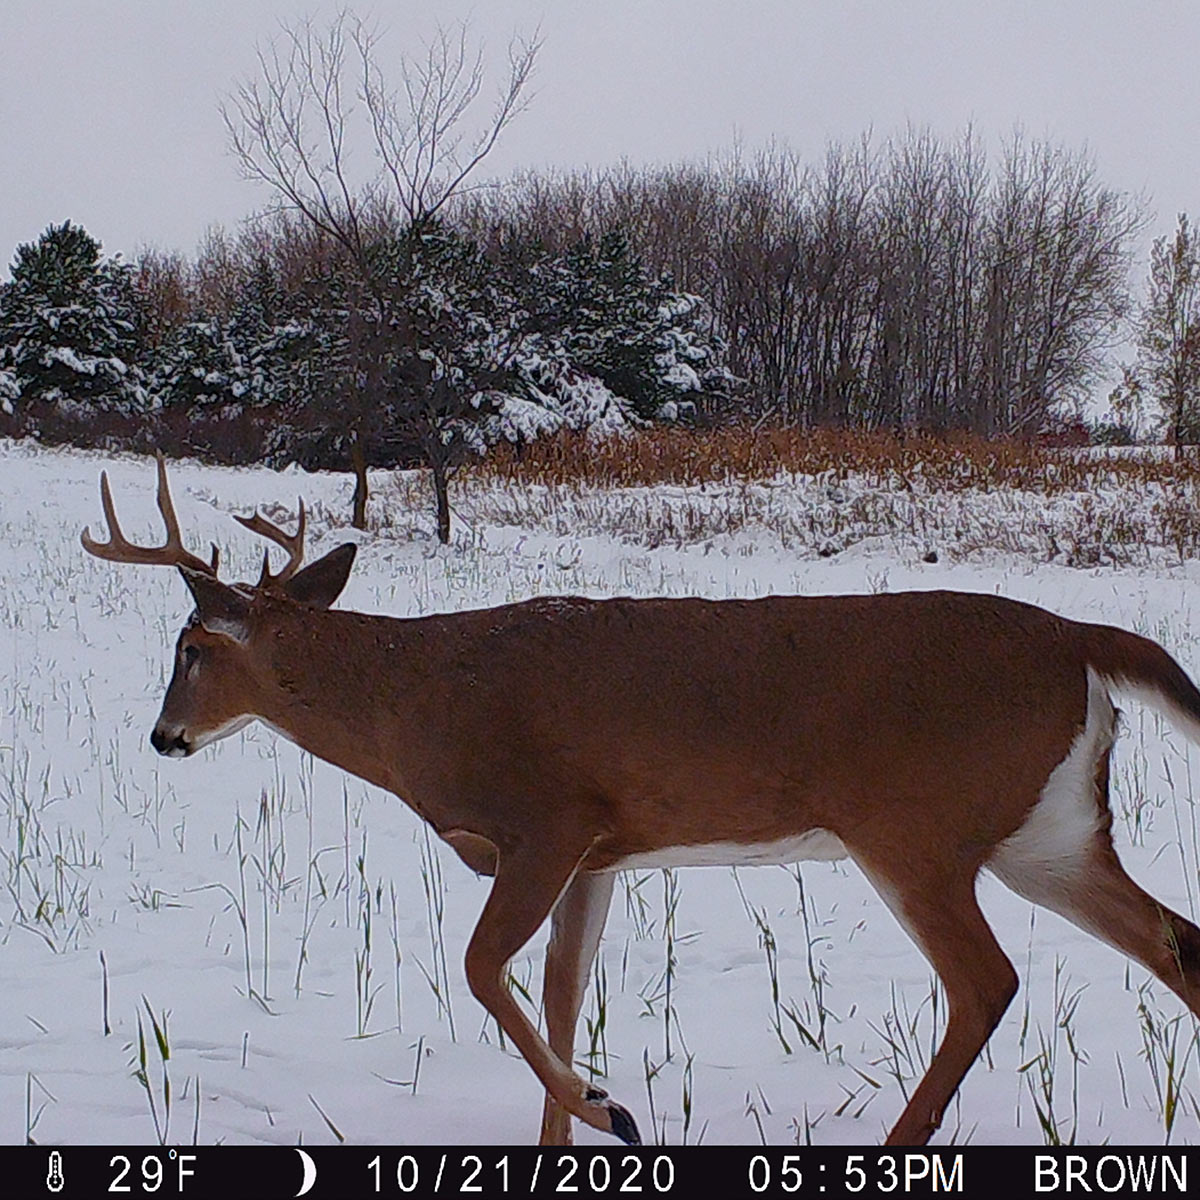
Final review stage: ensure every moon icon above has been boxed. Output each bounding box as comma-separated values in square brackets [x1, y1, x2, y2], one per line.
[295, 1148, 318, 1196]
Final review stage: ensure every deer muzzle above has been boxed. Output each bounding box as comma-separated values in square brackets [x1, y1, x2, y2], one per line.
[150, 723, 191, 757]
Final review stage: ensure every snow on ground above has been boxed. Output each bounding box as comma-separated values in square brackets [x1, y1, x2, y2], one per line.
[3, 438, 1200, 1147]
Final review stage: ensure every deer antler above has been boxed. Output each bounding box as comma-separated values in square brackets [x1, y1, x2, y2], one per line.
[234, 500, 306, 587]
[81, 453, 218, 575]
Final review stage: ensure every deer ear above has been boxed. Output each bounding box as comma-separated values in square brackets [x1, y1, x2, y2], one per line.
[179, 566, 252, 639]
[283, 543, 357, 609]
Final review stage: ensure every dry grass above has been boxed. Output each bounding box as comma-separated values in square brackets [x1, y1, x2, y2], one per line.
[472, 426, 1200, 495]
[438, 427, 1200, 567]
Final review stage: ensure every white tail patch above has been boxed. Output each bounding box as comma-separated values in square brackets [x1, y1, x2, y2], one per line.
[1101, 674, 1200, 750]
[987, 667, 1115, 902]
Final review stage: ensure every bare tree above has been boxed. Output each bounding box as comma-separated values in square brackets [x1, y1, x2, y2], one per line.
[976, 136, 1143, 435]
[1133, 213, 1200, 457]
[132, 248, 194, 351]
[361, 21, 539, 226]
[222, 10, 541, 531]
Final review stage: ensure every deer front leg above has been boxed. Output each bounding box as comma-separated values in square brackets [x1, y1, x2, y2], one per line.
[464, 848, 639, 1145]
[539, 870, 615, 1145]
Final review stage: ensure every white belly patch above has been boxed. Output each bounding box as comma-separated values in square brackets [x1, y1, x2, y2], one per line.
[609, 828, 848, 872]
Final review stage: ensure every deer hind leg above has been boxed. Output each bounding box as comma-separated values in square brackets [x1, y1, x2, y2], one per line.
[853, 849, 1018, 1146]
[464, 846, 638, 1145]
[539, 870, 615, 1145]
[991, 739, 1200, 1017]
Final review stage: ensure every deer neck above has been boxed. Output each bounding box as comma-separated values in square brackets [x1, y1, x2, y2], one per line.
[250, 604, 433, 802]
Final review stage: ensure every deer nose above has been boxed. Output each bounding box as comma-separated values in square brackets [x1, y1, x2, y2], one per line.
[150, 725, 189, 756]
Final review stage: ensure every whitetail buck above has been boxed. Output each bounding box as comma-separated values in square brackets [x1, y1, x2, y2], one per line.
[83, 456, 1200, 1146]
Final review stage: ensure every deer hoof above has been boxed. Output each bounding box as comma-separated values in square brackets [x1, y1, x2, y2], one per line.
[586, 1087, 641, 1145]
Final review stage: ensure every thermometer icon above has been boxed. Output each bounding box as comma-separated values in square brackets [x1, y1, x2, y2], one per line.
[47, 1150, 64, 1193]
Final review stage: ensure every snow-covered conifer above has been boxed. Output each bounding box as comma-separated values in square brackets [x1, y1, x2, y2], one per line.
[0, 222, 150, 439]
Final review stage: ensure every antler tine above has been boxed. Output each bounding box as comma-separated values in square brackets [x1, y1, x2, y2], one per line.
[234, 498, 306, 587]
[153, 451, 221, 572]
[81, 455, 216, 574]
[153, 451, 182, 548]
[79, 469, 122, 556]
[152, 452, 221, 573]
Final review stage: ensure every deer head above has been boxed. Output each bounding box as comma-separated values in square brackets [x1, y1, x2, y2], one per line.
[82, 454, 356, 757]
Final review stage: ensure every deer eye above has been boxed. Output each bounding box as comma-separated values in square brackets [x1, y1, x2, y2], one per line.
[182, 644, 200, 675]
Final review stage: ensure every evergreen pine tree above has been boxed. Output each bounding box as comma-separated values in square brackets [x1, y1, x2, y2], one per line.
[0, 221, 149, 438]
[497, 228, 730, 424]
[153, 255, 310, 462]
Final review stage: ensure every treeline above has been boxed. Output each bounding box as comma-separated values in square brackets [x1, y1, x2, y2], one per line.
[0, 217, 731, 464]
[7, 3, 1194, 543]
[456, 131, 1144, 435]
[2, 129, 1148, 468]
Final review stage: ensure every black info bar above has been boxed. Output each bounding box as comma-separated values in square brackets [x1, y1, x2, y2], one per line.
[6, 1145, 1193, 1200]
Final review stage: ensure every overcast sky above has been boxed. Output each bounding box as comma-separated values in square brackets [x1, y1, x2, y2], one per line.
[2, 1, 1198, 273]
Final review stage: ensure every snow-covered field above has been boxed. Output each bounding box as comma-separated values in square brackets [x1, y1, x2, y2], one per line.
[3, 437, 1200, 1147]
